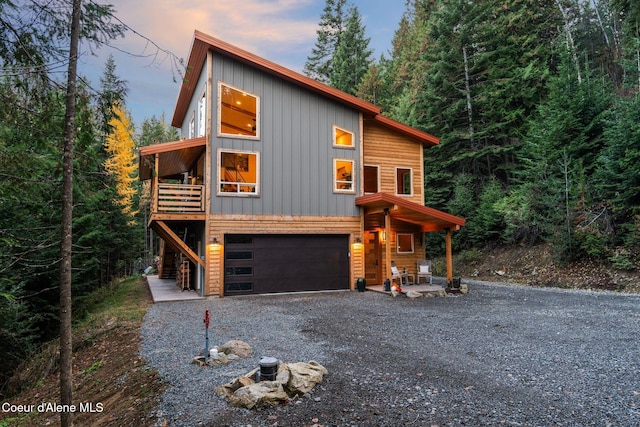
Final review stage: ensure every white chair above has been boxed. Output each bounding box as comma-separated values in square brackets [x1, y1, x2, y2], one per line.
[391, 261, 413, 286]
[417, 260, 432, 285]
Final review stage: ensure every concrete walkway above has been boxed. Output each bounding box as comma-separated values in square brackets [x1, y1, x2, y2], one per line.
[145, 275, 206, 303]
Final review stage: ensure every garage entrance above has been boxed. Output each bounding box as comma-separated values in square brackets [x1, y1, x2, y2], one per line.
[224, 234, 350, 295]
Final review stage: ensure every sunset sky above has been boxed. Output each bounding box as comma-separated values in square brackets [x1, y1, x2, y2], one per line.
[80, 0, 406, 128]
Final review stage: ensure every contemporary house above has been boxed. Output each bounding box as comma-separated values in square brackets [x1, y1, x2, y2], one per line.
[139, 30, 465, 297]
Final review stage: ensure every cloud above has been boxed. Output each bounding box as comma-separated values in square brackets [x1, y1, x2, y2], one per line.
[110, 0, 318, 65]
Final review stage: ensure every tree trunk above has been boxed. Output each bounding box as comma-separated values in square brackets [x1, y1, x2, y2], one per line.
[59, 0, 81, 426]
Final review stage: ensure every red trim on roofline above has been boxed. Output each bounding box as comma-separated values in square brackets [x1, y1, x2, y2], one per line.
[172, 30, 380, 128]
[171, 31, 441, 147]
[368, 115, 439, 146]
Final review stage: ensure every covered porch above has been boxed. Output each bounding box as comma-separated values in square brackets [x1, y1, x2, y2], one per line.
[139, 137, 208, 290]
[356, 192, 466, 287]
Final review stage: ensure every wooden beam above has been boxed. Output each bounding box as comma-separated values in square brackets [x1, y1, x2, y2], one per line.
[152, 221, 205, 268]
[384, 209, 391, 283]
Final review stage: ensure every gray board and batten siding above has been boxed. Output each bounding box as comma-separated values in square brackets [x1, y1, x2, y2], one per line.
[206, 52, 362, 217]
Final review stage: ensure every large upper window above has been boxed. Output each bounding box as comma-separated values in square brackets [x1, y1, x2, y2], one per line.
[334, 159, 355, 193]
[218, 150, 259, 196]
[396, 167, 412, 195]
[333, 125, 354, 148]
[218, 82, 259, 139]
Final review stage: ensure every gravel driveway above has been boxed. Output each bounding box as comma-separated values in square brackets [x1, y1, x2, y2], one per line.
[141, 281, 640, 426]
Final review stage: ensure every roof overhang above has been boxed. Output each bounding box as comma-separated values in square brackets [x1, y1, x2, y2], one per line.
[356, 192, 465, 232]
[172, 30, 381, 128]
[139, 136, 207, 181]
[367, 115, 440, 147]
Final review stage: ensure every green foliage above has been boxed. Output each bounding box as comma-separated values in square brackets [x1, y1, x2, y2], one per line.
[330, 5, 373, 94]
[609, 251, 637, 271]
[304, 0, 348, 83]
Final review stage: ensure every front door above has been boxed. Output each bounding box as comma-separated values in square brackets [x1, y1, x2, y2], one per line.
[364, 231, 381, 285]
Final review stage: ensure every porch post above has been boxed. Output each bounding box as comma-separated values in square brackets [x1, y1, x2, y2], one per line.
[384, 208, 391, 281]
[445, 228, 453, 286]
[152, 153, 159, 214]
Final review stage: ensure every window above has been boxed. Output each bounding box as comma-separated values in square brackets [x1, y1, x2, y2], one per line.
[197, 90, 206, 137]
[218, 150, 259, 195]
[396, 167, 412, 195]
[188, 113, 195, 139]
[334, 159, 355, 193]
[333, 125, 354, 148]
[364, 165, 379, 193]
[396, 233, 414, 253]
[218, 82, 259, 139]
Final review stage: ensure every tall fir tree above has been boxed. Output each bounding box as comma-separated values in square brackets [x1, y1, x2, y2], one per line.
[330, 5, 373, 95]
[304, 0, 348, 84]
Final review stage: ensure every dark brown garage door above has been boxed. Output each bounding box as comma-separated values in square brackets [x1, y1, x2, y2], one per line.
[224, 234, 349, 295]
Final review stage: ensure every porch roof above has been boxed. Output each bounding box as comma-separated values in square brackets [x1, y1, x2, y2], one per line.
[356, 192, 465, 232]
[139, 136, 206, 181]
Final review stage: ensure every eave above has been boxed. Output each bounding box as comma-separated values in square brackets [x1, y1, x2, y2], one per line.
[356, 192, 465, 232]
[139, 136, 207, 181]
[367, 115, 440, 147]
[172, 30, 381, 128]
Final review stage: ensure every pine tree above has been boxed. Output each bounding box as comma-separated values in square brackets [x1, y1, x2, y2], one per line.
[304, 0, 348, 84]
[330, 5, 373, 95]
[98, 54, 128, 135]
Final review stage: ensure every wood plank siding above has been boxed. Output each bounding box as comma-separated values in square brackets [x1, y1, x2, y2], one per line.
[362, 119, 427, 284]
[362, 119, 425, 206]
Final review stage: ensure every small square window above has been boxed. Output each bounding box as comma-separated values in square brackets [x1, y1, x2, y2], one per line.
[396, 167, 412, 195]
[218, 82, 259, 139]
[397, 233, 414, 253]
[334, 159, 355, 193]
[333, 125, 354, 148]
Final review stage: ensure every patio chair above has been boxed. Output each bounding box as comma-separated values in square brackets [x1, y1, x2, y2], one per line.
[417, 260, 433, 285]
[391, 261, 413, 286]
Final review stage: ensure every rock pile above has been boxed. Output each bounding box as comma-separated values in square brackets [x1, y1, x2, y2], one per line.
[192, 339, 253, 366]
[215, 360, 328, 409]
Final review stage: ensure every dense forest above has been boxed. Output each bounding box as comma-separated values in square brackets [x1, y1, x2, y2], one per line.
[306, 0, 639, 265]
[1, 0, 639, 397]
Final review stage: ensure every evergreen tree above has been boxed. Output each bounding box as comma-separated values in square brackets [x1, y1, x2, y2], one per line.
[98, 54, 129, 135]
[138, 114, 180, 147]
[304, 0, 348, 84]
[410, 0, 561, 208]
[330, 5, 373, 95]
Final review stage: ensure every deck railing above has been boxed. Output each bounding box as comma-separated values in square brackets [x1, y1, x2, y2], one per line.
[154, 183, 205, 213]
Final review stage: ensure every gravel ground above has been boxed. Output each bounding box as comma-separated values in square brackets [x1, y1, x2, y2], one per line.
[141, 281, 640, 427]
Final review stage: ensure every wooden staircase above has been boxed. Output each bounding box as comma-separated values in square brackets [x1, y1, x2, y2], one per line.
[158, 240, 177, 279]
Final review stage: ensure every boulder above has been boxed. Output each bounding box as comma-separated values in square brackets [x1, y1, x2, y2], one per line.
[216, 360, 328, 409]
[228, 381, 289, 409]
[219, 340, 253, 358]
[406, 290, 423, 299]
[286, 361, 328, 395]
